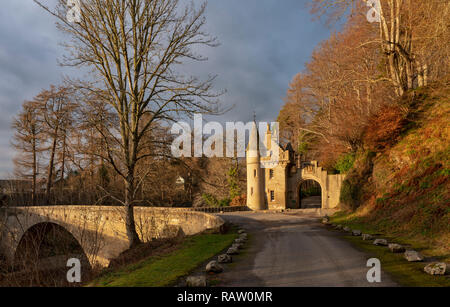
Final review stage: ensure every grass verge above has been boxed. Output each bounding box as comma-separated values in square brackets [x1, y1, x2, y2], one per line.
[330, 213, 450, 287]
[88, 232, 238, 287]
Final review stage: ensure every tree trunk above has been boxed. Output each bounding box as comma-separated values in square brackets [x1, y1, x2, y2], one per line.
[388, 53, 404, 96]
[45, 131, 58, 204]
[61, 133, 66, 181]
[417, 60, 424, 87]
[32, 134, 37, 206]
[124, 173, 141, 248]
[423, 64, 428, 86]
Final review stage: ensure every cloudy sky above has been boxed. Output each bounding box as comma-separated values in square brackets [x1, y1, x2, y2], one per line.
[0, 0, 333, 178]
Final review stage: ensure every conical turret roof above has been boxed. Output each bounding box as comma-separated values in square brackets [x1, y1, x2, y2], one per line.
[247, 121, 260, 157]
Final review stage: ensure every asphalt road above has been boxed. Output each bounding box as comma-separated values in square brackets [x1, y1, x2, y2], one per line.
[217, 211, 397, 287]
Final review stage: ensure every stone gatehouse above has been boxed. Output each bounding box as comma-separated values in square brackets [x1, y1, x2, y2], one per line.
[246, 123, 345, 211]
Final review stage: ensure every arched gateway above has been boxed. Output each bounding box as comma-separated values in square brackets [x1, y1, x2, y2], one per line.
[246, 123, 345, 211]
[297, 179, 322, 209]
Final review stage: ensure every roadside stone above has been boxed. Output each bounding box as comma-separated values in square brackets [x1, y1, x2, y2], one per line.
[239, 234, 248, 241]
[388, 243, 405, 253]
[238, 229, 246, 234]
[373, 239, 388, 246]
[404, 250, 424, 262]
[322, 216, 330, 224]
[186, 276, 208, 287]
[234, 238, 244, 244]
[217, 254, 232, 264]
[232, 243, 243, 250]
[424, 263, 446, 276]
[362, 234, 373, 241]
[335, 225, 343, 230]
[343, 226, 351, 232]
[206, 261, 223, 274]
[352, 230, 362, 236]
[226, 247, 239, 255]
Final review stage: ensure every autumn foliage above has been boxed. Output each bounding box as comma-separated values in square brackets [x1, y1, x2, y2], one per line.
[230, 194, 247, 207]
[364, 105, 408, 151]
[278, 1, 449, 171]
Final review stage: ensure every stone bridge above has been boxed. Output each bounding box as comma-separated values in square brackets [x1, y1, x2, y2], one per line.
[0, 206, 225, 268]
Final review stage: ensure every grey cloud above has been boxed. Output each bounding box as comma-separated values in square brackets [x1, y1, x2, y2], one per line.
[0, 0, 331, 177]
[184, 0, 331, 123]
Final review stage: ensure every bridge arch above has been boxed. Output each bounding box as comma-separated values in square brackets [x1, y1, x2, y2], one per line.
[10, 219, 100, 269]
[14, 222, 91, 274]
[1, 207, 123, 268]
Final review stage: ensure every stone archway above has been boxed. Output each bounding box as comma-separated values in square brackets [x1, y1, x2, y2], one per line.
[12, 222, 91, 286]
[296, 178, 324, 209]
[14, 222, 90, 268]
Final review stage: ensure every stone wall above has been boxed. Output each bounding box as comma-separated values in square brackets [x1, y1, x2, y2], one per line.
[325, 174, 346, 209]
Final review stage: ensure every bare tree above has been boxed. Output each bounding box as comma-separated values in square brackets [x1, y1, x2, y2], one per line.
[11, 101, 43, 206]
[34, 86, 77, 204]
[34, 0, 221, 247]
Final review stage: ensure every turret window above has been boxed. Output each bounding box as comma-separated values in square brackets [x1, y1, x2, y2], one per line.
[270, 191, 275, 202]
[251, 187, 254, 196]
[269, 169, 274, 179]
[254, 169, 257, 177]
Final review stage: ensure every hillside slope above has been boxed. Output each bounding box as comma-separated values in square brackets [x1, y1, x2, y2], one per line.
[337, 83, 450, 260]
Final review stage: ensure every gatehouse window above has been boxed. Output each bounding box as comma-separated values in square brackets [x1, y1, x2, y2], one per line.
[269, 169, 274, 179]
[254, 169, 257, 177]
[270, 190, 275, 202]
[251, 187, 254, 196]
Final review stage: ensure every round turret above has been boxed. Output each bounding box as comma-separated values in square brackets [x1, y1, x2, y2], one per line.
[246, 122, 265, 210]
